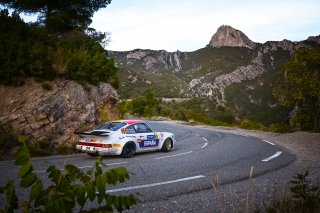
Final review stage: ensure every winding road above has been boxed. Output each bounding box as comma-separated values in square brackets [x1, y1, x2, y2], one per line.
[0, 121, 295, 210]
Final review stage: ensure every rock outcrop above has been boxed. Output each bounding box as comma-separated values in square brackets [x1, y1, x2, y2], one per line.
[110, 49, 187, 73]
[307, 35, 320, 44]
[0, 80, 119, 145]
[207, 25, 256, 49]
[190, 50, 266, 105]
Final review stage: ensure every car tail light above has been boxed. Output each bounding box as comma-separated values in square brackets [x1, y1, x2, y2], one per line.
[79, 142, 111, 148]
[103, 144, 112, 148]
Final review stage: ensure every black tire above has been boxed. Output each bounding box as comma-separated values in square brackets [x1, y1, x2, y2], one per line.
[161, 138, 172, 152]
[121, 142, 135, 158]
[87, 153, 99, 157]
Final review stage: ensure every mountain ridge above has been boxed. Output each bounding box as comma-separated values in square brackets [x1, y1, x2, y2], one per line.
[109, 25, 319, 124]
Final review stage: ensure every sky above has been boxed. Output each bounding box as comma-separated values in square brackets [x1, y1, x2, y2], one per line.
[19, 0, 320, 52]
[89, 0, 320, 51]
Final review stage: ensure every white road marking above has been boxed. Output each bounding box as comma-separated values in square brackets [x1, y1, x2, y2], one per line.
[194, 134, 200, 137]
[202, 137, 208, 142]
[78, 162, 128, 169]
[154, 151, 193, 159]
[34, 162, 128, 173]
[261, 151, 282, 162]
[106, 175, 206, 193]
[201, 142, 208, 149]
[262, 140, 275, 146]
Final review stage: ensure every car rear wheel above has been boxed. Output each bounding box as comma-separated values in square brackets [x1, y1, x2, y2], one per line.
[121, 142, 135, 158]
[161, 138, 172, 152]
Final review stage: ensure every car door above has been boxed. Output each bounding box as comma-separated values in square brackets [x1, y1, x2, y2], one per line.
[133, 123, 159, 151]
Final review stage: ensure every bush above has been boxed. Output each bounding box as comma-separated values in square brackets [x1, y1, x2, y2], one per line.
[265, 171, 320, 213]
[239, 119, 265, 130]
[97, 104, 110, 122]
[55, 141, 78, 155]
[268, 123, 294, 133]
[27, 138, 53, 157]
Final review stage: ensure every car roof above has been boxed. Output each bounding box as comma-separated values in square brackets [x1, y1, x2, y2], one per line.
[114, 119, 145, 125]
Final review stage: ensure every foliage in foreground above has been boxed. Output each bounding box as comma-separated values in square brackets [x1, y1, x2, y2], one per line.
[0, 136, 137, 212]
[266, 170, 320, 213]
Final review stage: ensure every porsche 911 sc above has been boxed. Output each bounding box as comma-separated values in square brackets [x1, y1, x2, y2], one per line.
[76, 119, 175, 158]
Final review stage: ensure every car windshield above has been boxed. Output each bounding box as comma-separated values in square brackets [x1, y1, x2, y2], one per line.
[96, 122, 126, 131]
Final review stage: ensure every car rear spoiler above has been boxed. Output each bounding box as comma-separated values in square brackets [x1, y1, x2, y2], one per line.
[74, 131, 111, 136]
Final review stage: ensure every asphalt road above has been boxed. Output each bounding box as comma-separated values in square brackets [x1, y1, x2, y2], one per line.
[0, 121, 295, 210]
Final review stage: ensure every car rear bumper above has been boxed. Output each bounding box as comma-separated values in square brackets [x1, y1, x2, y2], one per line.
[76, 145, 122, 155]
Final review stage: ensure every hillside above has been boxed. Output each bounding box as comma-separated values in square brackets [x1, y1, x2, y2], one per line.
[109, 25, 320, 124]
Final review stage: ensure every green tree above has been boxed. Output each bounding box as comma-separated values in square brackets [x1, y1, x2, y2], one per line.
[0, 0, 112, 33]
[130, 90, 160, 117]
[0, 9, 119, 87]
[273, 48, 320, 131]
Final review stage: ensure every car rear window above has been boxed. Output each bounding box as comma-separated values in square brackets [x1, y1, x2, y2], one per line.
[96, 122, 126, 131]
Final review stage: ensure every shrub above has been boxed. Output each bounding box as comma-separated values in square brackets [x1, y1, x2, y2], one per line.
[27, 138, 53, 157]
[265, 171, 320, 213]
[239, 120, 265, 130]
[290, 170, 320, 211]
[268, 123, 294, 133]
[55, 141, 78, 155]
[97, 105, 110, 122]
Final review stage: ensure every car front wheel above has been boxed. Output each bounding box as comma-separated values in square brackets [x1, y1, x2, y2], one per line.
[161, 138, 172, 152]
[121, 142, 135, 158]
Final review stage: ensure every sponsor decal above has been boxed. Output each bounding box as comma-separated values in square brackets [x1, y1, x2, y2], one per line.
[137, 138, 142, 143]
[139, 139, 159, 148]
[155, 134, 159, 139]
[147, 135, 155, 139]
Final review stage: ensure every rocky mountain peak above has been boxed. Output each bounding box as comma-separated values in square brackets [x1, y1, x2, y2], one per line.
[307, 35, 320, 44]
[208, 25, 256, 49]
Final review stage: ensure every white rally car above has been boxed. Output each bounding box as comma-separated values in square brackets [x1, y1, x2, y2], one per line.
[76, 120, 175, 158]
